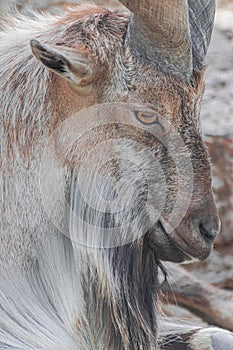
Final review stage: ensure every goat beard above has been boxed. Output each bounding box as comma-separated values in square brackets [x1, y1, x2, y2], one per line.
[110, 240, 159, 349]
[69, 169, 161, 349]
[77, 238, 160, 350]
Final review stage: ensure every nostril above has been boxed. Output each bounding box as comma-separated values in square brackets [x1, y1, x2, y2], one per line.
[199, 223, 215, 241]
[199, 220, 219, 242]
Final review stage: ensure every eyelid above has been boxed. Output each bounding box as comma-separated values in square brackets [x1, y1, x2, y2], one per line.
[134, 111, 160, 125]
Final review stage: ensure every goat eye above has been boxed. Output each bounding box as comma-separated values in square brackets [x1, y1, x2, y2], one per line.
[135, 111, 159, 125]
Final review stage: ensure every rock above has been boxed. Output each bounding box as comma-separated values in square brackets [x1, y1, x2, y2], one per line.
[205, 136, 233, 247]
[201, 25, 233, 137]
[185, 251, 233, 289]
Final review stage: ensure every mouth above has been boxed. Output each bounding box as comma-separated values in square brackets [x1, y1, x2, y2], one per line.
[148, 220, 213, 263]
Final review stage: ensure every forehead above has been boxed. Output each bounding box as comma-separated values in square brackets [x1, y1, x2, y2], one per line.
[55, 6, 129, 50]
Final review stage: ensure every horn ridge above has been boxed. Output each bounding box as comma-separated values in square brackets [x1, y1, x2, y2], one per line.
[188, 0, 216, 71]
[119, 0, 193, 80]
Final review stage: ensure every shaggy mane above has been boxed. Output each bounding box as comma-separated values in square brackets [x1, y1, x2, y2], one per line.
[0, 5, 159, 350]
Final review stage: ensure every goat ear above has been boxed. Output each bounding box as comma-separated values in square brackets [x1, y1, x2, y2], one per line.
[30, 39, 94, 85]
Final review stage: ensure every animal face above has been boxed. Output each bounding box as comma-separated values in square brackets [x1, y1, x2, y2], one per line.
[30, 3, 220, 263]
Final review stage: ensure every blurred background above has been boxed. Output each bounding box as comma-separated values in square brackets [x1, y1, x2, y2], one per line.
[0, 0, 233, 326]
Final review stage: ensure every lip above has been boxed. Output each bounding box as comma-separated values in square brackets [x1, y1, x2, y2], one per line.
[174, 223, 214, 261]
[158, 220, 193, 261]
[149, 220, 212, 263]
